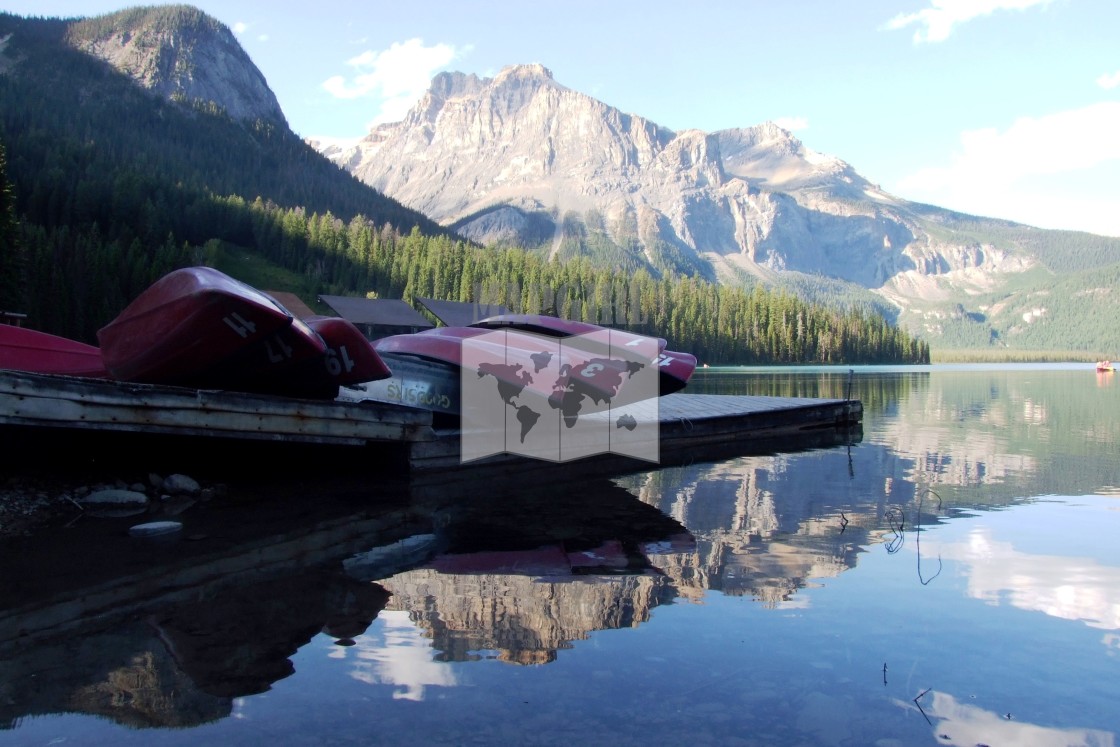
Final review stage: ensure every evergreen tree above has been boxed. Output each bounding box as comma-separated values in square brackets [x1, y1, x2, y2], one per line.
[0, 140, 25, 313]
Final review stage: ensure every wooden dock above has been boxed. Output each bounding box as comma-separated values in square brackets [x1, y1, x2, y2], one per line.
[0, 370, 435, 447]
[409, 392, 862, 476]
[0, 370, 861, 476]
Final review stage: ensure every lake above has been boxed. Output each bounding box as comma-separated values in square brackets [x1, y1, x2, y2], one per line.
[1, 364, 1118, 746]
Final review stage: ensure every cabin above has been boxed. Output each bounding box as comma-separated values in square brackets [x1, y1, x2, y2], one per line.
[318, 295, 434, 341]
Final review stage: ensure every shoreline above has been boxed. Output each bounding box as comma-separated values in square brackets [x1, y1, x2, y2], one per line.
[0, 476, 87, 537]
[0, 472, 221, 538]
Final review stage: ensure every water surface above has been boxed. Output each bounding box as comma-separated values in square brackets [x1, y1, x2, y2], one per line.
[2, 364, 1117, 745]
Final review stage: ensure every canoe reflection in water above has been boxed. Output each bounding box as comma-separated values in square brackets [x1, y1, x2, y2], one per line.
[0, 476, 692, 729]
[361, 478, 694, 670]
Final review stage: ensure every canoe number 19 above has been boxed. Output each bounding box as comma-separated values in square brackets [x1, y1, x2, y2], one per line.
[325, 346, 356, 377]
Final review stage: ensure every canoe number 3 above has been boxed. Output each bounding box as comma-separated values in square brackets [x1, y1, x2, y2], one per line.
[579, 362, 605, 378]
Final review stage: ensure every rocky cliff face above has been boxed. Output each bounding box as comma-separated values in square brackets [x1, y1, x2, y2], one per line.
[331, 64, 677, 233]
[381, 568, 672, 665]
[65, 6, 285, 124]
[317, 64, 1032, 305]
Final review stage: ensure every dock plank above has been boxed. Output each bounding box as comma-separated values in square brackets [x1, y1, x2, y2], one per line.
[0, 369, 435, 446]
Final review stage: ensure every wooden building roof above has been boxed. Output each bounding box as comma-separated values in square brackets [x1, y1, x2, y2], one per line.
[415, 297, 511, 327]
[317, 296, 434, 329]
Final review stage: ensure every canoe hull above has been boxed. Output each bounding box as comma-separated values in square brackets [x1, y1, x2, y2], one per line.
[341, 351, 462, 417]
[354, 317, 695, 415]
[96, 268, 398, 400]
[0, 326, 109, 378]
[306, 316, 392, 386]
[97, 267, 294, 384]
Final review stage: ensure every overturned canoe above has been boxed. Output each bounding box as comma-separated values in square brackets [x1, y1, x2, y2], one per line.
[0, 325, 109, 378]
[97, 266, 296, 385]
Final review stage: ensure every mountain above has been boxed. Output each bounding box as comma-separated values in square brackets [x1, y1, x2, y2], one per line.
[0, 6, 449, 339]
[63, 5, 285, 125]
[0, 6, 442, 227]
[318, 64, 1120, 354]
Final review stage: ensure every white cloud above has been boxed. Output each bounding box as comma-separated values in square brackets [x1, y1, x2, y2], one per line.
[903, 102, 1120, 185]
[896, 102, 1120, 236]
[232, 21, 247, 34]
[773, 116, 809, 132]
[885, 0, 1053, 43]
[1097, 70, 1120, 90]
[322, 38, 459, 125]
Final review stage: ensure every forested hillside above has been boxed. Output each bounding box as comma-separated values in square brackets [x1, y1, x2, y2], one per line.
[202, 205, 928, 365]
[0, 8, 927, 365]
[0, 9, 445, 338]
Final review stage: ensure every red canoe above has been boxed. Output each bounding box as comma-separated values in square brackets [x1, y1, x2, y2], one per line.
[216, 314, 396, 399]
[189, 313, 331, 397]
[471, 313, 669, 353]
[0, 325, 109, 378]
[98, 268, 395, 398]
[98, 267, 296, 385]
[305, 315, 392, 386]
[368, 316, 696, 417]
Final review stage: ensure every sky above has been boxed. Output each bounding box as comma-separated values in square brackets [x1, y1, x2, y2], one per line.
[3, 0, 1119, 237]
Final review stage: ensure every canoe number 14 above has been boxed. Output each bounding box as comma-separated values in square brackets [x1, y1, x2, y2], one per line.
[223, 313, 257, 338]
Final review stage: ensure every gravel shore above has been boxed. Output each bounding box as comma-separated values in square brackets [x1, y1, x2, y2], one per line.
[0, 476, 88, 536]
[0, 473, 219, 537]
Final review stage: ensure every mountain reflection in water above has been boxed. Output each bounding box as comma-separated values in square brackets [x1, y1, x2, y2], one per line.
[0, 476, 692, 729]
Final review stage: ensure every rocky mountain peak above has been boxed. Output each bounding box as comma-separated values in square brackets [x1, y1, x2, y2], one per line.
[493, 62, 555, 84]
[738, 121, 802, 151]
[717, 122, 859, 192]
[428, 70, 486, 101]
[425, 64, 559, 109]
[64, 5, 285, 124]
[490, 64, 561, 111]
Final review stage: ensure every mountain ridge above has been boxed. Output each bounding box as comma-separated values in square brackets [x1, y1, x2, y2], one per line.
[318, 62, 1019, 291]
[315, 63, 1120, 352]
